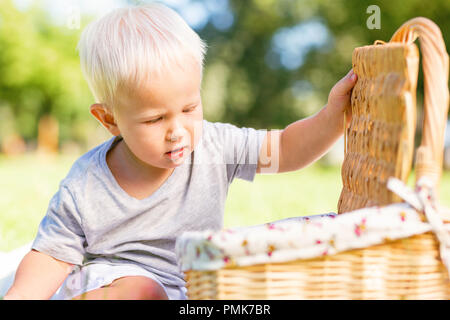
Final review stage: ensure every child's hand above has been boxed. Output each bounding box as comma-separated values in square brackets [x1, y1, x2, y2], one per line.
[327, 69, 357, 127]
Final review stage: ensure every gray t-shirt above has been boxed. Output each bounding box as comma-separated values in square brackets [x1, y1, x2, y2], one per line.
[32, 120, 267, 287]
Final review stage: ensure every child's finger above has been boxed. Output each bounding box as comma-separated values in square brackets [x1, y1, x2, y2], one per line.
[333, 69, 357, 96]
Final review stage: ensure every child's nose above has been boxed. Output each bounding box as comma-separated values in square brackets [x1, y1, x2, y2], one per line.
[169, 133, 181, 142]
[167, 127, 184, 142]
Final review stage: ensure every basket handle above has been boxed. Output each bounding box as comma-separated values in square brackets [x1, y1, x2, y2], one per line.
[389, 17, 449, 190]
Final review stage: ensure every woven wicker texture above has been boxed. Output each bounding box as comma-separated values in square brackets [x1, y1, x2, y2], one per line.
[337, 43, 418, 213]
[186, 234, 450, 300]
[338, 17, 449, 214]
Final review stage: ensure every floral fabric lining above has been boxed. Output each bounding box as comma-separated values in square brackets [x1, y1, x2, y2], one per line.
[176, 204, 432, 271]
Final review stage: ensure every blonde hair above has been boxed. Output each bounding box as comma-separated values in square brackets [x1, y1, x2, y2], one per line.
[77, 2, 207, 110]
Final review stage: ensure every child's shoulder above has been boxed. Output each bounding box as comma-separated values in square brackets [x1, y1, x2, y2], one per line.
[203, 119, 238, 131]
[202, 119, 264, 144]
[202, 119, 246, 140]
[200, 120, 236, 148]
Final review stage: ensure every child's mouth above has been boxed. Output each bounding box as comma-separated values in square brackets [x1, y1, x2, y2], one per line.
[165, 147, 185, 160]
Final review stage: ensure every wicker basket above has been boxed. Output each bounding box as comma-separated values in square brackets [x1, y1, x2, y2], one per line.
[185, 233, 450, 300]
[180, 17, 450, 300]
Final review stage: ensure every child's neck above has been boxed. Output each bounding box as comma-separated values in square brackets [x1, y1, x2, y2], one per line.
[106, 138, 174, 200]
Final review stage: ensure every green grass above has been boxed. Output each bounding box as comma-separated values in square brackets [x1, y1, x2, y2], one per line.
[225, 166, 450, 228]
[224, 165, 343, 228]
[1, 153, 450, 252]
[0, 153, 77, 252]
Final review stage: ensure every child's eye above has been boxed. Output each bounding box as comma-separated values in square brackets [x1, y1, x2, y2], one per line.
[183, 105, 197, 113]
[145, 117, 162, 124]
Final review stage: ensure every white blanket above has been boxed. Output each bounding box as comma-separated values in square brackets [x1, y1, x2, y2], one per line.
[0, 242, 32, 297]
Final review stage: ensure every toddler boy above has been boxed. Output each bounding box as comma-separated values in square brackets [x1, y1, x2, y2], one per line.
[5, 3, 356, 300]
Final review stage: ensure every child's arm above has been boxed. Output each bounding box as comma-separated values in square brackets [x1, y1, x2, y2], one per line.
[4, 249, 73, 300]
[257, 69, 357, 174]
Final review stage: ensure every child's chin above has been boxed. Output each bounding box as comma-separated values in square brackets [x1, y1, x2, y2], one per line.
[158, 157, 182, 168]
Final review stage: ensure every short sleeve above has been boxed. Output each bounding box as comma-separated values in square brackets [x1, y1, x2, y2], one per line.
[204, 121, 267, 184]
[32, 184, 86, 265]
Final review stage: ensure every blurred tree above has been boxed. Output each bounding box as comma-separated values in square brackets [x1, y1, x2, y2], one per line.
[0, 0, 96, 151]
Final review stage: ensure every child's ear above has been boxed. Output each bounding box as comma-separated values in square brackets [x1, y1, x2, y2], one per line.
[90, 103, 121, 136]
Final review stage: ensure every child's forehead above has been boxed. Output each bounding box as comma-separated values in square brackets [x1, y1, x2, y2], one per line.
[115, 63, 202, 111]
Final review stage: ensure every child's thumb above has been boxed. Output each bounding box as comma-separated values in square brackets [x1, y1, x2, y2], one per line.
[333, 69, 357, 95]
[348, 69, 357, 81]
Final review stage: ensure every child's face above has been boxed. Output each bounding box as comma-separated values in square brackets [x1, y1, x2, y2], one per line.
[112, 61, 203, 169]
